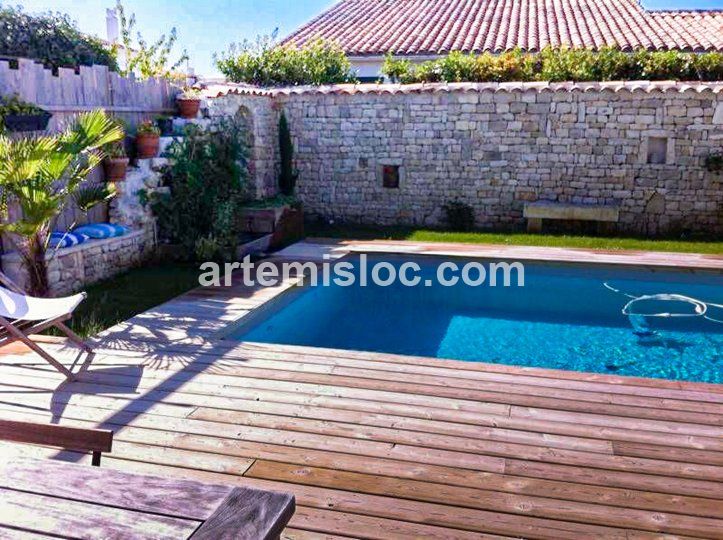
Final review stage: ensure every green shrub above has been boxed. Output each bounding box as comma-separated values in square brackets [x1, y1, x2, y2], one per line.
[149, 119, 250, 261]
[634, 49, 694, 81]
[692, 53, 723, 81]
[538, 47, 597, 81]
[443, 201, 475, 232]
[0, 4, 117, 71]
[381, 53, 416, 83]
[380, 48, 723, 84]
[438, 52, 479, 83]
[216, 35, 356, 86]
[491, 49, 536, 82]
[590, 46, 636, 80]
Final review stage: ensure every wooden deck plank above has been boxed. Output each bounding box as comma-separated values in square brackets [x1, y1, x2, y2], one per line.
[2, 441, 718, 539]
[4, 400, 723, 498]
[95, 457, 641, 540]
[2, 413, 721, 513]
[245, 460, 723, 537]
[5, 368, 722, 454]
[3, 397, 723, 483]
[6, 353, 719, 429]
[281, 527, 356, 540]
[80, 341, 723, 407]
[44, 345, 723, 413]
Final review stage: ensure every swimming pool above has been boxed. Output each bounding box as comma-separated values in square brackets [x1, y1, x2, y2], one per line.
[228, 254, 723, 384]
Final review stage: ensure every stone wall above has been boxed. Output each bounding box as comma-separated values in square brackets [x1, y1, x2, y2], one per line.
[209, 82, 723, 236]
[207, 93, 279, 198]
[1, 228, 155, 296]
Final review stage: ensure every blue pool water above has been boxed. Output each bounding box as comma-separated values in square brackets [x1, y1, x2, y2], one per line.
[229, 255, 723, 383]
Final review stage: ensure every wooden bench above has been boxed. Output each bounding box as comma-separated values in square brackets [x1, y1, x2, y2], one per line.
[0, 420, 113, 466]
[523, 200, 620, 233]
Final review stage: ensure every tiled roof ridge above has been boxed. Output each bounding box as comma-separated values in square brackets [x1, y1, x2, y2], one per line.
[649, 9, 723, 16]
[204, 80, 723, 99]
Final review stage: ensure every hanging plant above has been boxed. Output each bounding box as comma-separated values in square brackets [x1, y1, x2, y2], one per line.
[0, 94, 52, 132]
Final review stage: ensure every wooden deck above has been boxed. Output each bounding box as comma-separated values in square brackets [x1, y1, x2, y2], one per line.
[0, 242, 722, 539]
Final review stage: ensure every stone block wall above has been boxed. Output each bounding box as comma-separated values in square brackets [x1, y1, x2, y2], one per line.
[1, 228, 155, 296]
[210, 82, 723, 236]
[207, 93, 279, 198]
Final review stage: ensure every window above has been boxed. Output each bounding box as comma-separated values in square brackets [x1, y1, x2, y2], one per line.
[647, 137, 668, 164]
[358, 157, 369, 169]
[382, 165, 400, 188]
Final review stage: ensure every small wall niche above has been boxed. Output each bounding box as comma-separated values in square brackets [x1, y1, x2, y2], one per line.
[647, 137, 668, 164]
[381, 164, 400, 188]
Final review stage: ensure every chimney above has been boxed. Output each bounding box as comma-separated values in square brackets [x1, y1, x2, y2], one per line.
[106, 8, 119, 43]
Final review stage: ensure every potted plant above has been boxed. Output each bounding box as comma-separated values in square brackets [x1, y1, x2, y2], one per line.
[135, 120, 161, 159]
[103, 141, 130, 182]
[156, 114, 174, 136]
[176, 87, 202, 119]
[0, 94, 52, 132]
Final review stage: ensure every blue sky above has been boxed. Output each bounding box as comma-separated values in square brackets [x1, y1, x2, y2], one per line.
[13, 0, 723, 76]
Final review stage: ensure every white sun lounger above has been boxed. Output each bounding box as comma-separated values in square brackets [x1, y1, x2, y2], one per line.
[0, 273, 91, 380]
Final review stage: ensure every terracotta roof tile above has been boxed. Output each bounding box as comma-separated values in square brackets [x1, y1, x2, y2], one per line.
[203, 80, 723, 99]
[282, 0, 723, 55]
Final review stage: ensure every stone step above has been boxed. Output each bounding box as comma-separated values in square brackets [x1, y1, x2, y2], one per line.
[150, 157, 169, 170]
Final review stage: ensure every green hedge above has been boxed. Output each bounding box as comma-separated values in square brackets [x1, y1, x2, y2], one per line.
[216, 37, 356, 87]
[0, 4, 117, 71]
[382, 48, 723, 84]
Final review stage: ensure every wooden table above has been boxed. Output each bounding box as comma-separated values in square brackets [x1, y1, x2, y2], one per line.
[0, 458, 295, 539]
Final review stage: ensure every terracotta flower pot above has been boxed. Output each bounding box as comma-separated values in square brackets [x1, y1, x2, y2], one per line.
[103, 157, 129, 182]
[135, 133, 160, 159]
[177, 98, 201, 119]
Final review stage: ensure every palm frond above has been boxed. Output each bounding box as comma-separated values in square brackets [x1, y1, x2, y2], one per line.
[58, 110, 124, 155]
[0, 136, 58, 186]
[73, 183, 118, 212]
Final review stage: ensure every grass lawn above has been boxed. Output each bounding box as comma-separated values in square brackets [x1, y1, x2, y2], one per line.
[65, 263, 203, 338]
[306, 223, 723, 255]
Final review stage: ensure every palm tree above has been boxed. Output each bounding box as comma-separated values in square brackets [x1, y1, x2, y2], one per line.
[0, 110, 123, 296]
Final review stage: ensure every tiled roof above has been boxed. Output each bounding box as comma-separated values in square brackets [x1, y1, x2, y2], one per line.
[282, 0, 723, 55]
[203, 81, 723, 99]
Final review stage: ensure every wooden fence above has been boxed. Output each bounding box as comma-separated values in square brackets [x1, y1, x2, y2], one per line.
[0, 59, 179, 249]
[0, 58, 178, 129]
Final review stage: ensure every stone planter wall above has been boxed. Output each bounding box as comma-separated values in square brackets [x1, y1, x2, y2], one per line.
[1, 156, 162, 296]
[209, 82, 723, 236]
[1, 228, 155, 296]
